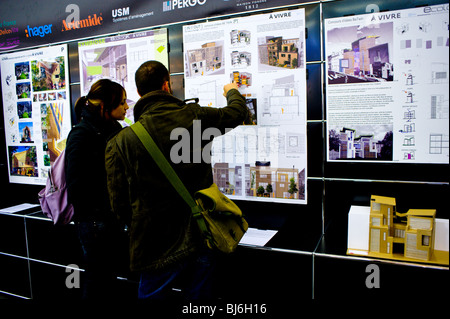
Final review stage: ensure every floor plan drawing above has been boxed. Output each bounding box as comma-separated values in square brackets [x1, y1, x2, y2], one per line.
[429, 133, 449, 155]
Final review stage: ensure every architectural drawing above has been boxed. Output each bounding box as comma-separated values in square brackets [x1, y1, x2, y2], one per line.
[185, 41, 224, 77]
[431, 63, 448, 84]
[405, 73, 414, 85]
[430, 94, 449, 119]
[32, 57, 66, 91]
[183, 9, 307, 203]
[9, 146, 38, 177]
[327, 23, 394, 84]
[213, 161, 305, 200]
[42, 102, 65, 161]
[260, 74, 300, 125]
[286, 132, 304, 155]
[403, 151, 415, 160]
[1, 44, 71, 185]
[231, 71, 252, 87]
[17, 101, 32, 119]
[15, 62, 30, 80]
[401, 123, 415, 133]
[231, 51, 251, 68]
[230, 30, 251, 45]
[403, 109, 415, 121]
[16, 82, 31, 99]
[187, 80, 218, 107]
[429, 133, 449, 155]
[80, 44, 127, 93]
[405, 91, 414, 103]
[333, 127, 393, 160]
[403, 135, 415, 146]
[19, 122, 33, 143]
[326, 5, 448, 164]
[258, 36, 302, 69]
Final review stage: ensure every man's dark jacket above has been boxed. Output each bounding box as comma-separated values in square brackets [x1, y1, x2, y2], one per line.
[105, 89, 248, 272]
[65, 111, 122, 222]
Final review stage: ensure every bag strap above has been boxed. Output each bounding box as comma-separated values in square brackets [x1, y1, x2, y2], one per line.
[130, 121, 204, 221]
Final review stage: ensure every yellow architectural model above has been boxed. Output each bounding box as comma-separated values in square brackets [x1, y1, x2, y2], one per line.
[404, 209, 436, 261]
[369, 195, 395, 255]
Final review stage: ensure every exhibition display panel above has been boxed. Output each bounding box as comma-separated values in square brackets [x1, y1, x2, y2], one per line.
[325, 6, 449, 164]
[183, 9, 308, 204]
[1, 45, 71, 185]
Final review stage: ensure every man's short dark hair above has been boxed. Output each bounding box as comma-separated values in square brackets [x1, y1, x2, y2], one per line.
[135, 60, 170, 96]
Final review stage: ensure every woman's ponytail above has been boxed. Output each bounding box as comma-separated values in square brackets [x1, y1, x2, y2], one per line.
[74, 96, 88, 123]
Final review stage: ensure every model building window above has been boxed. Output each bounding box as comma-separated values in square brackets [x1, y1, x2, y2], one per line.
[372, 217, 381, 226]
[371, 202, 380, 212]
[422, 235, 430, 246]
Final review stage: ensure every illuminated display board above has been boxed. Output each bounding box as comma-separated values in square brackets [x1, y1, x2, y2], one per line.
[325, 4, 449, 163]
[183, 9, 308, 204]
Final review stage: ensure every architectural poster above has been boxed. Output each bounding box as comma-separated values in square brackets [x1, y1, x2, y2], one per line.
[1, 44, 71, 185]
[1, 0, 312, 52]
[78, 29, 169, 126]
[183, 9, 307, 204]
[325, 4, 449, 164]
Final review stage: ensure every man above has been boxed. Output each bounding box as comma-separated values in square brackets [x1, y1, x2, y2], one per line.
[105, 60, 249, 300]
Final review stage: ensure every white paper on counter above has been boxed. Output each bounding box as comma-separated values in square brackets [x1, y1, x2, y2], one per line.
[240, 228, 278, 246]
[0, 203, 40, 214]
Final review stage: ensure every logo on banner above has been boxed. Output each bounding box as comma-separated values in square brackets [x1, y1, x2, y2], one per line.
[0, 20, 20, 50]
[62, 4, 103, 32]
[163, 0, 207, 12]
[1, 20, 19, 36]
[112, 7, 130, 18]
[423, 4, 449, 13]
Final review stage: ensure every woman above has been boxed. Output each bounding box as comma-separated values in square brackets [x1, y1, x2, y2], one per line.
[65, 79, 128, 300]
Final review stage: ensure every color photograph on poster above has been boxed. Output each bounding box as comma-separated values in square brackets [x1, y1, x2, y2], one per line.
[1, 44, 71, 185]
[183, 9, 307, 204]
[78, 29, 169, 126]
[325, 5, 449, 164]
